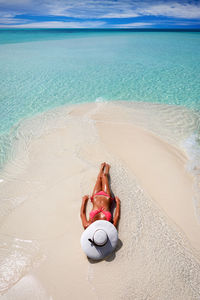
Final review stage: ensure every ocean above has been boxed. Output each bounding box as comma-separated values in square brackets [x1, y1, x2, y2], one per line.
[0, 30, 200, 130]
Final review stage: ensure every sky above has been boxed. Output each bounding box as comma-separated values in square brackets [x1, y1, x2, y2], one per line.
[0, 0, 200, 29]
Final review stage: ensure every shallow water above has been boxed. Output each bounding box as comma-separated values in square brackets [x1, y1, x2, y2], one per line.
[0, 30, 200, 165]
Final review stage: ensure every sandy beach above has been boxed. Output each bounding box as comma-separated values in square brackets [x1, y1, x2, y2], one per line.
[1, 101, 200, 299]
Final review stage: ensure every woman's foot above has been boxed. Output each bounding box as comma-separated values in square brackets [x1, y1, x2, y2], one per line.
[104, 163, 110, 175]
[98, 162, 106, 179]
[100, 162, 106, 171]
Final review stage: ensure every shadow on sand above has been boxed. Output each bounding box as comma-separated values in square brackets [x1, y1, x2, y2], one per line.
[87, 238, 123, 264]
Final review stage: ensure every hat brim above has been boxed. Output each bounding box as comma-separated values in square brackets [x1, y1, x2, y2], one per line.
[80, 220, 118, 260]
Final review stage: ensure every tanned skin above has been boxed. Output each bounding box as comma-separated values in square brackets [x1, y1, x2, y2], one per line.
[80, 163, 120, 229]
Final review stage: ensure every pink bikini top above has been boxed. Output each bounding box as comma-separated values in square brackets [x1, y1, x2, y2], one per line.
[89, 207, 112, 221]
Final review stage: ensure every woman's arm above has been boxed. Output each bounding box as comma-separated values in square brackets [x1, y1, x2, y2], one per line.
[80, 195, 90, 229]
[113, 196, 120, 228]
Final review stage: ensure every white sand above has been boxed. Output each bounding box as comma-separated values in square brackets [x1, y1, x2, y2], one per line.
[97, 122, 200, 252]
[1, 102, 200, 299]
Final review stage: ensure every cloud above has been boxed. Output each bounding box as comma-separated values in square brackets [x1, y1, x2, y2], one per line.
[114, 19, 200, 28]
[0, 17, 28, 24]
[141, 3, 200, 19]
[99, 11, 140, 19]
[114, 22, 154, 28]
[0, 20, 106, 28]
[0, 0, 200, 28]
[42, 1, 200, 20]
[0, 0, 30, 4]
[174, 21, 200, 25]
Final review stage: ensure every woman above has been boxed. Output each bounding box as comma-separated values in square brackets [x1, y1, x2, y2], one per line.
[80, 163, 120, 229]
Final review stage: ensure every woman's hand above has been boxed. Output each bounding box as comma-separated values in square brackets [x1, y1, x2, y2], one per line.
[113, 196, 120, 228]
[115, 196, 120, 204]
[81, 195, 89, 212]
[82, 195, 89, 205]
[82, 195, 89, 202]
[81, 195, 89, 229]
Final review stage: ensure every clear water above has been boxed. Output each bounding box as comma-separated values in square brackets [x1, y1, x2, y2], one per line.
[0, 30, 200, 133]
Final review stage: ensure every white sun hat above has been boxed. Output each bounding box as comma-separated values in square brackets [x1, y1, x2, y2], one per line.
[80, 220, 118, 260]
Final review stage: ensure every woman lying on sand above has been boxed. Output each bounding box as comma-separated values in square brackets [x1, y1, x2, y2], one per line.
[80, 163, 120, 229]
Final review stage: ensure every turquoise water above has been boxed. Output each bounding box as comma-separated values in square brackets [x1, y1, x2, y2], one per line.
[0, 29, 200, 166]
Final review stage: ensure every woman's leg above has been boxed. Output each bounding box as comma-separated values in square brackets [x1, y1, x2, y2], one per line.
[102, 163, 111, 196]
[92, 163, 105, 196]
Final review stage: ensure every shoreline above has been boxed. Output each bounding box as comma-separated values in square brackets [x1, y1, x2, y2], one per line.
[1, 101, 200, 299]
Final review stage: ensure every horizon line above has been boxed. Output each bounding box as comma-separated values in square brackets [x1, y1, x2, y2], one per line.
[1, 28, 200, 30]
